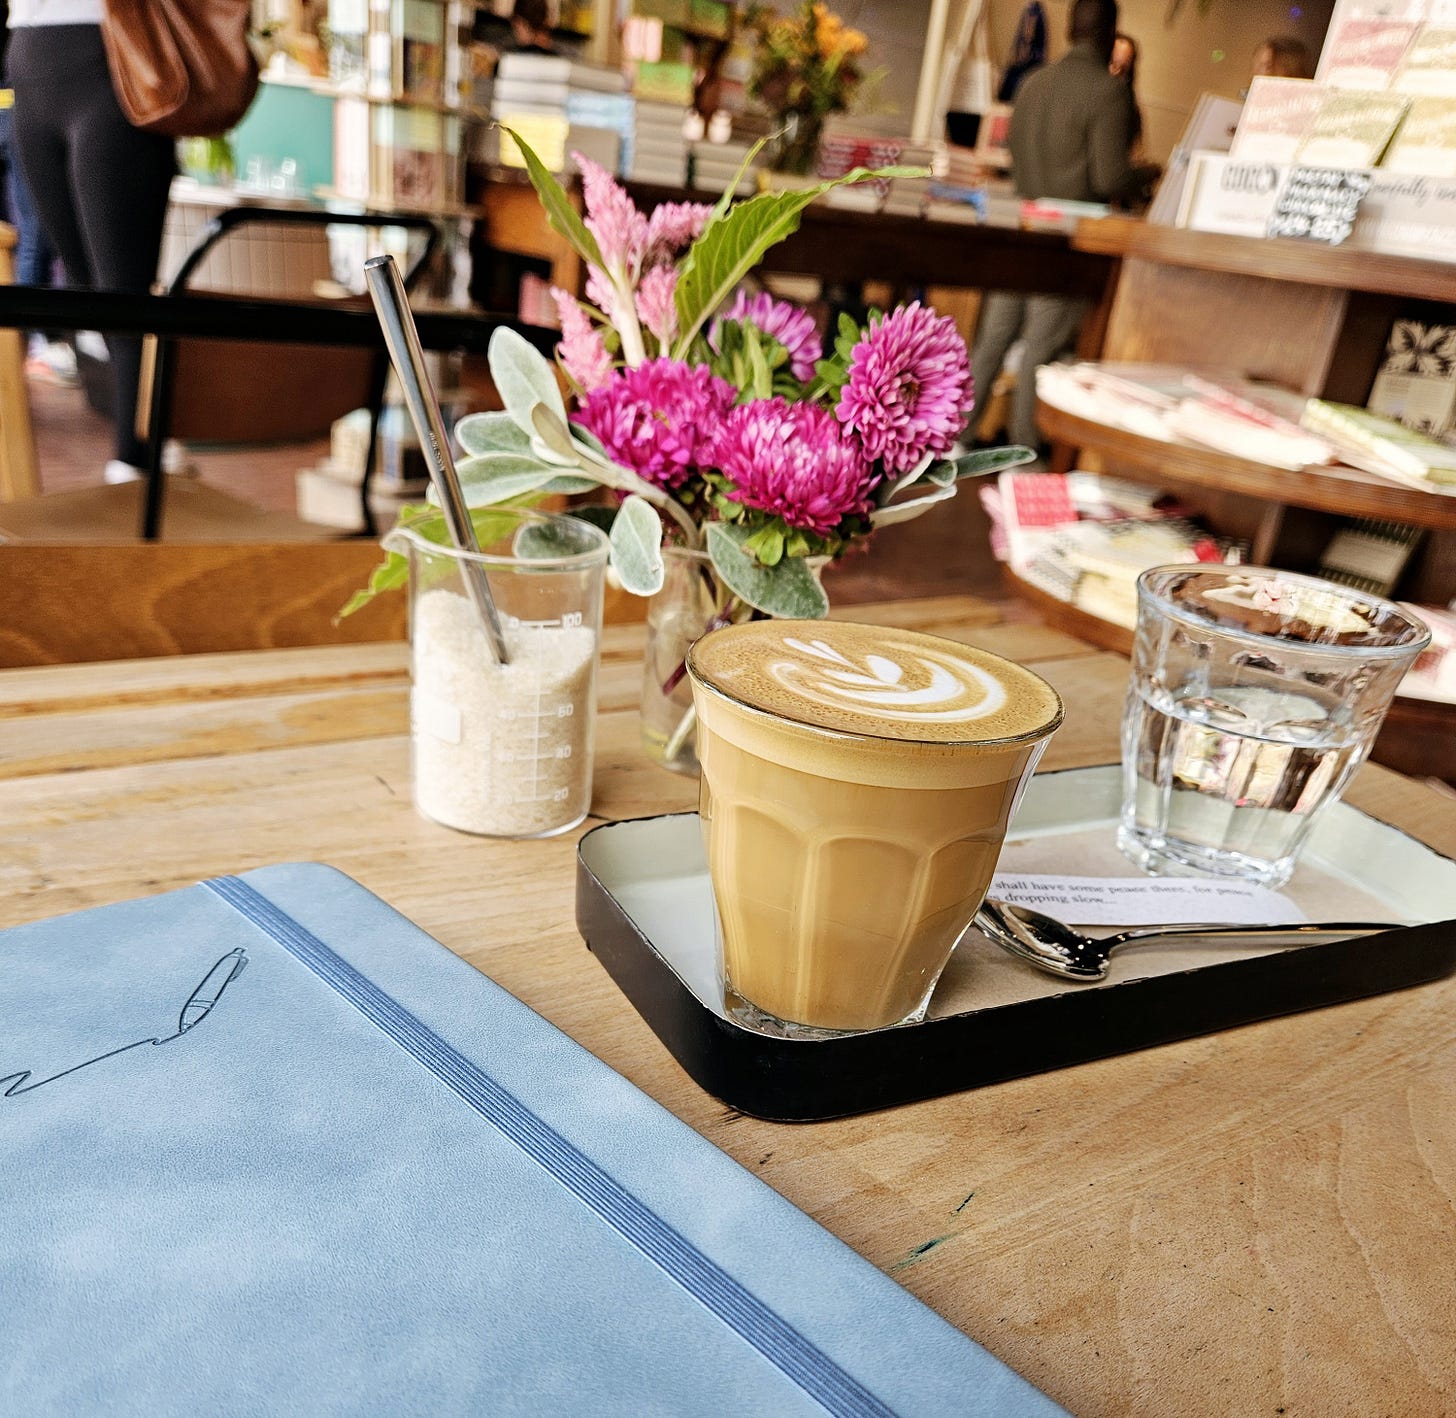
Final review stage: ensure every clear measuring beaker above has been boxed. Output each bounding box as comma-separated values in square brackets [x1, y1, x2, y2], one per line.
[383, 507, 610, 839]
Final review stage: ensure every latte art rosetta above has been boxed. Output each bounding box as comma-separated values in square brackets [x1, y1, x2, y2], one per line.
[771, 637, 1009, 724]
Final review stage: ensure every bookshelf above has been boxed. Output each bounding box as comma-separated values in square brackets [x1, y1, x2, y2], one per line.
[1037, 403, 1456, 535]
[1042, 216, 1456, 603]
[1028, 216, 1456, 779]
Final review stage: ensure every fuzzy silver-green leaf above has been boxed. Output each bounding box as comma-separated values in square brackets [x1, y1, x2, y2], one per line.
[609, 493, 665, 595]
[706, 522, 829, 618]
[489, 326, 567, 435]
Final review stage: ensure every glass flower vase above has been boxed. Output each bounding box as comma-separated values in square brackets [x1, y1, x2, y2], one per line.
[640, 547, 725, 775]
[769, 110, 825, 177]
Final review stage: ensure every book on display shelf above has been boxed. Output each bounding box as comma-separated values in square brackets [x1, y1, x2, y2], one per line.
[1368, 318, 1456, 435]
[1317, 15, 1420, 90]
[1229, 78, 1327, 164]
[1394, 24, 1456, 94]
[1302, 398, 1456, 487]
[1296, 90, 1411, 167]
[1315, 516, 1425, 595]
[1381, 95, 1456, 173]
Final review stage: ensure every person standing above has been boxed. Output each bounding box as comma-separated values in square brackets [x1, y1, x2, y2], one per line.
[5, 0, 176, 482]
[969, 0, 1134, 454]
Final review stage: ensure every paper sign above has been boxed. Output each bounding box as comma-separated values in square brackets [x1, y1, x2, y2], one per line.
[987, 874, 1308, 927]
[1268, 166, 1372, 244]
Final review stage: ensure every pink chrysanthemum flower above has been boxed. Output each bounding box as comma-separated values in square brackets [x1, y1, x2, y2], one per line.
[637, 265, 679, 347]
[573, 359, 735, 490]
[709, 398, 877, 536]
[574, 151, 647, 272]
[712, 290, 823, 383]
[551, 287, 613, 392]
[835, 302, 974, 474]
[644, 200, 713, 260]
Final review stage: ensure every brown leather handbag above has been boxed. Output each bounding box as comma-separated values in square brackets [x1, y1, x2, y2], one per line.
[99, 0, 260, 138]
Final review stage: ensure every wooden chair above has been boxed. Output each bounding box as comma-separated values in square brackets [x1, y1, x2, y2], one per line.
[0, 541, 405, 667]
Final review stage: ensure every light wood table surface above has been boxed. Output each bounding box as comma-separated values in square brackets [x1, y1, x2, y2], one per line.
[4, 594, 1454, 1418]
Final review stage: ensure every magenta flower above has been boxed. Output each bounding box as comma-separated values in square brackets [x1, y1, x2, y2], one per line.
[709, 398, 877, 536]
[551, 287, 612, 393]
[712, 290, 822, 382]
[574, 151, 647, 273]
[637, 265, 679, 347]
[644, 201, 713, 260]
[573, 359, 735, 490]
[835, 302, 974, 474]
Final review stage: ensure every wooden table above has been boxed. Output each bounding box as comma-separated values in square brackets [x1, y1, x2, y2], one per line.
[4, 595, 1454, 1418]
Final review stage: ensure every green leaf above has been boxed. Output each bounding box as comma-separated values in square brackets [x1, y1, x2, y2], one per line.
[870, 480, 959, 528]
[455, 410, 537, 459]
[337, 548, 409, 619]
[944, 444, 1038, 479]
[671, 165, 913, 358]
[744, 325, 772, 401]
[529, 402, 586, 468]
[876, 450, 937, 505]
[489, 326, 567, 436]
[572, 424, 610, 461]
[707, 133, 772, 224]
[609, 493, 665, 595]
[499, 125, 604, 270]
[706, 522, 829, 618]
[454, 451, 561, 506]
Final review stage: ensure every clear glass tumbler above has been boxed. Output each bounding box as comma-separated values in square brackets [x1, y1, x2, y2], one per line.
[384, 508, 609, 838]
[1119, 565, 1430, 887]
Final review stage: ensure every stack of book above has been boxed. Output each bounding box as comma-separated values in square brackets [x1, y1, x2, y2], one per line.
[979, 469, 1243, 630]
[493, 55, 628, 174]
[924, 182, 985, 224]
[690, 137, 757, 196]
[1302, 399, 1456, 490]
[630, 100, 689, 185]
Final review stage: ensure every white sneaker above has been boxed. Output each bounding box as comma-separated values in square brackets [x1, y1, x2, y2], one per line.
[162, 439, 200, 478]
[104, 460, 145, 484]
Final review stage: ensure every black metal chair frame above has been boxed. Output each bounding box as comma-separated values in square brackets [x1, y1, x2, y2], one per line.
[144, 205, 442, 540]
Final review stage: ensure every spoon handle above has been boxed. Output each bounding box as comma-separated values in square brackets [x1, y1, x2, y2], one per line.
[1102, 921, 1395, 949]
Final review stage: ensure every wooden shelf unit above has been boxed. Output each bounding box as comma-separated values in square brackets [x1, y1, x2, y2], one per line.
[1040, 217, 1456, 608]
[1038, 403, 1456, 534]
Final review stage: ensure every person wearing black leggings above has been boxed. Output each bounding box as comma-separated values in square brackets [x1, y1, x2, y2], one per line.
[6, 7, 175, 480]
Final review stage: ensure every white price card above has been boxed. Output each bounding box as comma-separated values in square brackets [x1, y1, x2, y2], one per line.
[987, 874, 1308, 928]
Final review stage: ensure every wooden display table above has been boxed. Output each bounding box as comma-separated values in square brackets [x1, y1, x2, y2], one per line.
[4, 595, 1455, 1417]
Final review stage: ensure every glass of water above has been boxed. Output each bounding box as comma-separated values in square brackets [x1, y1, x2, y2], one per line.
[1119, 565, 1430, 887]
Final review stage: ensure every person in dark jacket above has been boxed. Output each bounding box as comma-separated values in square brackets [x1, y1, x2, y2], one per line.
[969, 0, 1134, 453]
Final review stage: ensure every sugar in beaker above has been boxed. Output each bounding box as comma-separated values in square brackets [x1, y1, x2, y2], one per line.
[384, 508, 609, 838]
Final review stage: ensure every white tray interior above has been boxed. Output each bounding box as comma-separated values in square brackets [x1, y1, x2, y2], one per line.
[581, 766, 1456, 1023]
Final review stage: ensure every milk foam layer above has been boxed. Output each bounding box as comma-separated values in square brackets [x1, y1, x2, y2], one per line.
[688, 619, 1062, 745]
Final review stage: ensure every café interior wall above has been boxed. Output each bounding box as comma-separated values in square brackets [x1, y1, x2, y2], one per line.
[983, 0, 1335, 162]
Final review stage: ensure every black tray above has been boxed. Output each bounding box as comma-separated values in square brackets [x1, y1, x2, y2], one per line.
[574, 768, 1456, 1122]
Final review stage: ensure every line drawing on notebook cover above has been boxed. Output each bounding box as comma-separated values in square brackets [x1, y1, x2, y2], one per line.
[2, 948, 248, 1100]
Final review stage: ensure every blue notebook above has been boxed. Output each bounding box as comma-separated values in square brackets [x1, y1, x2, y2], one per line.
[1, 863, 1065, 1417]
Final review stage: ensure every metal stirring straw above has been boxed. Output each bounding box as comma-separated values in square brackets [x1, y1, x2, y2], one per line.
[363, 253, 511, 664]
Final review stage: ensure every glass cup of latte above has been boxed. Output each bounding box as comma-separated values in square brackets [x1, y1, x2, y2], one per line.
[686, 620, 1064, 1037]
